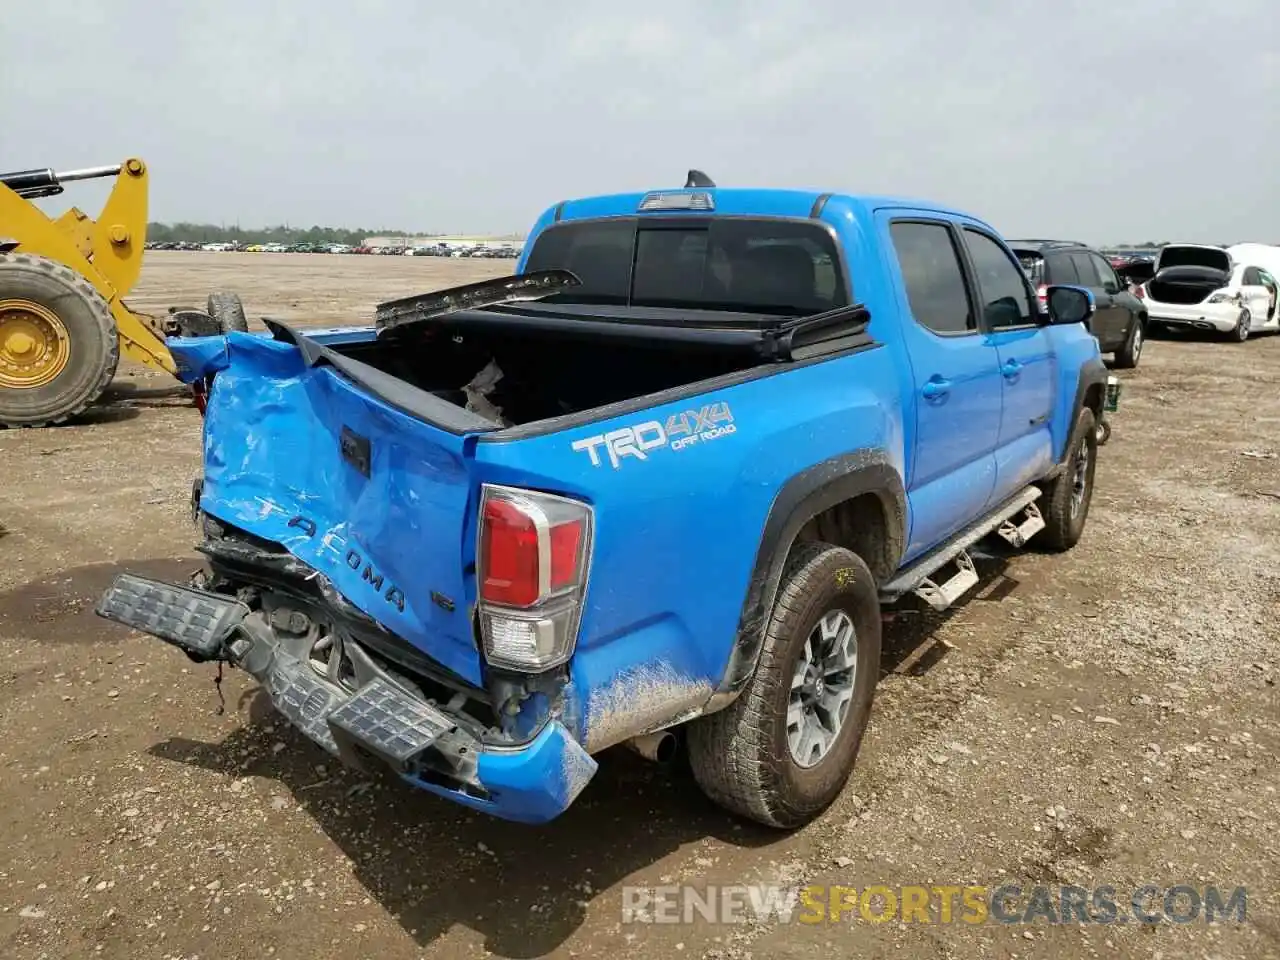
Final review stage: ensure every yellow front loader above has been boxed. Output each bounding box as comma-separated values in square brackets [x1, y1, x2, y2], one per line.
[0, 158, 245, 427]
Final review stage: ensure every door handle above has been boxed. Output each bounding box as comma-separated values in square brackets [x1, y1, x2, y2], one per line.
[1001, 359, 1023, 379]
[921, 377, 951, 399]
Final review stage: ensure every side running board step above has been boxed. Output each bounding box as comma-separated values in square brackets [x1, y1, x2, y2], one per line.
[997, 501, 1045, 548]
[914, 550, 979, 612]
[879, 485, 1043, 610]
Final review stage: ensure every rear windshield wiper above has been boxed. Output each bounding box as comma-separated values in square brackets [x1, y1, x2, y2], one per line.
[374, 269, 581, 335]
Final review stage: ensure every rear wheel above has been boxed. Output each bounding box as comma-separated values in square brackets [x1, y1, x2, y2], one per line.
[686, 543, 881, 828]
[1226, 309, 1251, 343]
[1113, 317, 1144, 369]
[0, 253, 119, 427]
[207, 291, 248, 332]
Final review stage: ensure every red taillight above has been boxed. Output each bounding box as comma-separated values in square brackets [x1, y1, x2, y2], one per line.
[1036, 284, 1048, 304]
[480, 498, 541, 607]
[1134, 284, 1145, 300]
[477, 486, 593, 672]
[479, 489, 590, 608]
[549, 519, 584, 590]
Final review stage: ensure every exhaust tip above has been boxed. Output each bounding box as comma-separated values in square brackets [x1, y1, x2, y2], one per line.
[626, 730, 678, 764]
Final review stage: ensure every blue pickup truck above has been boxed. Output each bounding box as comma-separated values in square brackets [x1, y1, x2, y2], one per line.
[97, 175, 1107, 829]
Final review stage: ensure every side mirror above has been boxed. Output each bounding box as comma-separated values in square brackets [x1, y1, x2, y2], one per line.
[1044, 284, 1096, 326]
[1103, 280, 1120, 295]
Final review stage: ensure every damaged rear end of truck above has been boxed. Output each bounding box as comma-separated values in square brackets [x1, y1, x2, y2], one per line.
[96, 214, 882, 823]
[101, 273, 608, 823]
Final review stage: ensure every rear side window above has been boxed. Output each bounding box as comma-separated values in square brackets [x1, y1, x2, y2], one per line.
[962, 229, 1036, 328]
[889, 221, 974, 334]
[1045, 253, 1079, 285]
[1069, 252, 1103, 287]
[523, 217, 847, 315]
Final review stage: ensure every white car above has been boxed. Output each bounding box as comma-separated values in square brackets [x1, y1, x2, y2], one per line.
[1139, 243, 1279, 341]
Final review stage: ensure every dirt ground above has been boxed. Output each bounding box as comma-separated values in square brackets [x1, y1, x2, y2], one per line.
[1, 251, 1277, 960]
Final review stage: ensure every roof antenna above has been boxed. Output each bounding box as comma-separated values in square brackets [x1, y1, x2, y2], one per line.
[685, 169, 715, 188]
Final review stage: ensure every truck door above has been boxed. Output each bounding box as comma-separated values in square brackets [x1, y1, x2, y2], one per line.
[959, 227, 1056, 505]
[883, 217, 1003, 562]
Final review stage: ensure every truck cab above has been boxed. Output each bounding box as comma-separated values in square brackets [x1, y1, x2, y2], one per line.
[520, 186, 1103, 562]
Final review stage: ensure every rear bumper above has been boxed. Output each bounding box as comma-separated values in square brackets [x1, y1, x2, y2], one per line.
[1146, 300, 1239, 332]
[95, 574, 596, 824]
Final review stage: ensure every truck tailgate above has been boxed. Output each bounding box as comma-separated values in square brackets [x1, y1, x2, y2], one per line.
[193, 334, 484, 686]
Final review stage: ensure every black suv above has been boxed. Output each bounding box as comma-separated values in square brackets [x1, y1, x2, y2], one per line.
[1008, 240, 1147, 368]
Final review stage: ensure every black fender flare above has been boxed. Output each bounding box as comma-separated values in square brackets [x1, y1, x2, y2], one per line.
[1065, 355, 1108, 462]
[712, 450, 906, 704]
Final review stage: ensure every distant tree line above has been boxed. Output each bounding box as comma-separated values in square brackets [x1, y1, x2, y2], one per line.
[145, 222, 433, 246]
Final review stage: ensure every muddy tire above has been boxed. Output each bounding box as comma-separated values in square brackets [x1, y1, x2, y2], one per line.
[686, 543, 880, 829]
[1037, 406, 1098, 551]
[206, 291, 248, 333]
[0, 253, 119, 428]
[1113, 318, 1143, 369]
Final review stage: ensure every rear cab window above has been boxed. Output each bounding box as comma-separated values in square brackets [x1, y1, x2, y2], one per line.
[523, 217, 848, 316]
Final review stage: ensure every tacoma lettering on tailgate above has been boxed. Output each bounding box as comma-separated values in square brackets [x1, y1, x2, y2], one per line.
[287, 515, 407, 612]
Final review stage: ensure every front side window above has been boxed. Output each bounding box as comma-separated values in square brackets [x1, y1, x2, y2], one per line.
[963, 229, 1036, 328]
[1090, 253, 1121, 291]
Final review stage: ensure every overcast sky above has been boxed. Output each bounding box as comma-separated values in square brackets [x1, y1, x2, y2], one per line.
[3, 1, 1275, 243]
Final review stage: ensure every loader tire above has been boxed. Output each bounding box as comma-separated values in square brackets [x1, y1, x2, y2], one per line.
[207, 291, 248, 333]
[0, 253, 119, 428]
[686, 543, 880, 829]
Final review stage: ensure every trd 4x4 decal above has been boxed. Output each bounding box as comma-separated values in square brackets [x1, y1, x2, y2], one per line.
[571, 402, 736, 469]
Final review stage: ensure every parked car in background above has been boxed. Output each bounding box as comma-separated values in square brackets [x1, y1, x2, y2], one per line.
[1121, 244, 1280, 342]
[1010, 239, 1147, 368]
